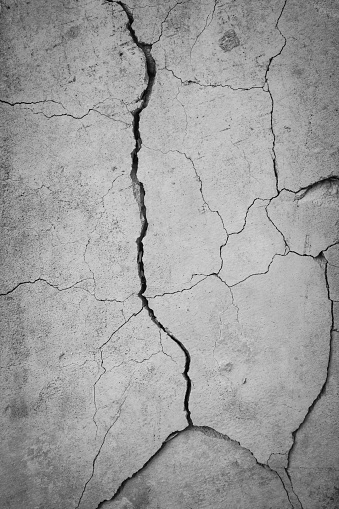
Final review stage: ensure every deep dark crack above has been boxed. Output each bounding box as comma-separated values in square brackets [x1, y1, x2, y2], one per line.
[113, 0, 192, 426]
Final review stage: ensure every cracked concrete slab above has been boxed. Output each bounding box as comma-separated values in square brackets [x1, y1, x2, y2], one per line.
[140, 70, 276, 234]
[1, 0, 338, 507]
[151, 0, 287, 89]
[140, 147, 225, 296]
[0, 120, 140, 300]
[0, 0, 145, 116]
[77, 310, 187, 509]
[0, 281, 127, 508]
[219, 199, 286, 285]
[0, 284, 186, 509]
[151, 254, 331, 463]
[103, 427, 292, 509]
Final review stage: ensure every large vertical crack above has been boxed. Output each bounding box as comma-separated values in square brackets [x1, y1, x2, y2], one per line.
[264, 0, 288, 193]
[115, 1, 192, 426]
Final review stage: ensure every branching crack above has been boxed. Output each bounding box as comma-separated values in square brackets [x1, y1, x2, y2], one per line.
[177, 149, 228, 273]
[111, 0, 192, 426]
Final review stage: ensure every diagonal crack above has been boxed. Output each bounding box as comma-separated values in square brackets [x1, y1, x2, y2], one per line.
[95, 428, 182, 509]
[189, 0, 218, 58]
[96, 425, 295, 509]
[76, 381, 133, 509]
[152, 1, 185, 45]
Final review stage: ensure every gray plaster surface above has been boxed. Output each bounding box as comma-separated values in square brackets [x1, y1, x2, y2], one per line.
[0, 0, 338, 508]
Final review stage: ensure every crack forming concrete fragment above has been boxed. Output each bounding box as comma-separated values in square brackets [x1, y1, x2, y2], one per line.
[287, 254, 335, 471]
[141, 145, 228, 275]
[95, 428, 182, 509]
[97, 425, 295, 509]
[112, 0, 193, 425]
[267, 176, 339, 197]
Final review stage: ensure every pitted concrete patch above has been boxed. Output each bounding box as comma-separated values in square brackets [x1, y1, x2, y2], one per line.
[219, 29, 240, 52]
[0, 0, 145, 115]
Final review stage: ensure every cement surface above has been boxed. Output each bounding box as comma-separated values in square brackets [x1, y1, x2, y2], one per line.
[1, 0, 338, 508]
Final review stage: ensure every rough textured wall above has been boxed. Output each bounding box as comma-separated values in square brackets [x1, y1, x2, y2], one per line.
[0, 0, 338, 508]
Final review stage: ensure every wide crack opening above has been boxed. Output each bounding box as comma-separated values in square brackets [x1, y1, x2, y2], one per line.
[117, 1, 192, 426]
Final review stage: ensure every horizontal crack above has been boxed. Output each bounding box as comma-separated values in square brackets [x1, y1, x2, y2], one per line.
[0, 277, 95, 297]
[162, 65, 266, 91]
[0, 98, 131, 125]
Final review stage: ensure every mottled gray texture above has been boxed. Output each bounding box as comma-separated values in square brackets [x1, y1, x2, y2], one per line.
[1, 0, 338, 508]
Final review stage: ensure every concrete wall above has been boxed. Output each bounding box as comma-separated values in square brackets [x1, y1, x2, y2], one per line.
[0, 1, 338, 508]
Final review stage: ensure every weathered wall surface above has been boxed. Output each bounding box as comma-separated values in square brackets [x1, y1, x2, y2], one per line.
[0, 1, 338, 508]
